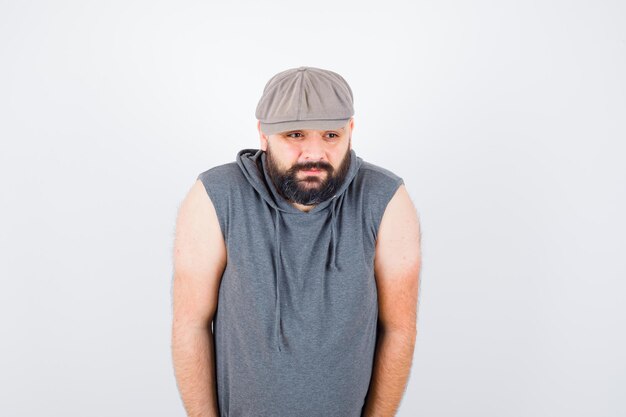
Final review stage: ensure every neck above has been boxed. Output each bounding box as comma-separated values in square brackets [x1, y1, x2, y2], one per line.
[290, 201, 316, 212]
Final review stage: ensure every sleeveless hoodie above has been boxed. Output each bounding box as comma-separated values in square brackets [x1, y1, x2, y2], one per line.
[196, 148, 404, 417]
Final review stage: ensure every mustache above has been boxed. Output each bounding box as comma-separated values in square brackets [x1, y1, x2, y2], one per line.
[291, 162, 333, 173]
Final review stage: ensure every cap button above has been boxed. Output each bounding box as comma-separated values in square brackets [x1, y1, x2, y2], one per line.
[297, 66, 307, 71]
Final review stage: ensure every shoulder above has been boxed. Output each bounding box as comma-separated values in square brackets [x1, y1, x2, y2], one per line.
[358, 160, 404, 185]
[176, 176, 225, 251]
[356, 159, 405, 201]
[194, 162, 243, 231]
[196, 162, 243, 197]
[353, 158, 406, 239]
[197, 161, 242, 185]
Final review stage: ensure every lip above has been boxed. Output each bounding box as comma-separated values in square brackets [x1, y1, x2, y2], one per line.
[301, 169, 324, 174]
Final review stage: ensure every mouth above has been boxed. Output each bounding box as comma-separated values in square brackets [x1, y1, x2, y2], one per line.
[300, 168, 324, 175]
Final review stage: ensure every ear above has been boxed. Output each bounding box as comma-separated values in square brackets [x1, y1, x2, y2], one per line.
[258, 120, 268, 151]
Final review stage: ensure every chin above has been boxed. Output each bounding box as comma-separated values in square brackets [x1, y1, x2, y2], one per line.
[298, 184, 322, 192]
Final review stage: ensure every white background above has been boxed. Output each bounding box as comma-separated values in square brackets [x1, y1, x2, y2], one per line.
[1, 0, 625, 416]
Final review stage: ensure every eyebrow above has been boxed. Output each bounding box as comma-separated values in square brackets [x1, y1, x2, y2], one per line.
[284, 127, 345, 134]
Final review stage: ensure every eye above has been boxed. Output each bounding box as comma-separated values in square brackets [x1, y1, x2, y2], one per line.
[326, 132, 340, 139]
[286, 132, 304, 139]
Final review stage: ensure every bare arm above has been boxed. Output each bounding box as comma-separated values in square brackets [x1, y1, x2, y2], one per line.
[171, 179, 226, 417]
[362, 185, 422, 417]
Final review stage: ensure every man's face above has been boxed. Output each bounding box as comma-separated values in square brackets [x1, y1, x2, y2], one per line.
[260, 119, 354, 206]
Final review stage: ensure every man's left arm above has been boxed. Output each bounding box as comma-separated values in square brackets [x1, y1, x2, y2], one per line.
[362, 184, 422, 417]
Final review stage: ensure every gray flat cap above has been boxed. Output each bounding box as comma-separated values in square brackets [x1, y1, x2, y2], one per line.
[255, 66, 354, 135]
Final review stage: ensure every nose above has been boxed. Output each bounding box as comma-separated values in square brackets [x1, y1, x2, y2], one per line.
[300, 133, 327, 162]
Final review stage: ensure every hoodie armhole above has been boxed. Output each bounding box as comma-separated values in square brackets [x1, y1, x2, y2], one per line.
[371, 176, 404, 242]
[196, 173, 227, 244]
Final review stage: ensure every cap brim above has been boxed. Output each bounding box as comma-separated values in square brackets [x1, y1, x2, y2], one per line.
[260, 119, 351, 135]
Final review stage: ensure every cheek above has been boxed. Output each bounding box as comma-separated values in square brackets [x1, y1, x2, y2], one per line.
[271, 143, 300, 169]
[331, 144, 350, 166]
[279, 145, 301, 164]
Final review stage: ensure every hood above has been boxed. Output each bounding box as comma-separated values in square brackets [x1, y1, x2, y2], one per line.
[236, 148, 362, 352]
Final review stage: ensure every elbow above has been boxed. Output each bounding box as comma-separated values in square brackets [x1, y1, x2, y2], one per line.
[378, 322, 417, 345]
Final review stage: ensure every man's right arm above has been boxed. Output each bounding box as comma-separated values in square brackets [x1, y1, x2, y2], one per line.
[171, 179, 226, 417]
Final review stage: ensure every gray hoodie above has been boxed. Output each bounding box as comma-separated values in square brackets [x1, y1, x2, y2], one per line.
[197, 148, 403, 417]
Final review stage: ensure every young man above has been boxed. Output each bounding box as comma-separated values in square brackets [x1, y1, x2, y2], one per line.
[172, 66, 422, 417]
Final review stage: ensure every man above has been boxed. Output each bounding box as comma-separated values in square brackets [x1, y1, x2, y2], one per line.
[172, 66, 421, 417]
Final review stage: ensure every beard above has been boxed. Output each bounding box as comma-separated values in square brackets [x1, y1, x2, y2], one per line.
[265, 144, 352, 206]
